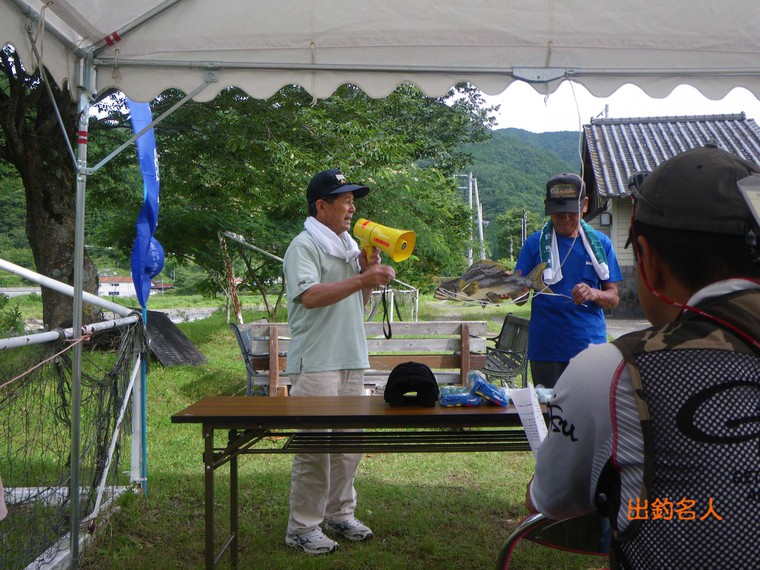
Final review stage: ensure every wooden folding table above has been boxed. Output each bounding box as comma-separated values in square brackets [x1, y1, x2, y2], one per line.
[172, 395, 531, 568]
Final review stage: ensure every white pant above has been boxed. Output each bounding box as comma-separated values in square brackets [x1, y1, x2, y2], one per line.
[0, 472, 7, 521]
[286, 369, 365, 535]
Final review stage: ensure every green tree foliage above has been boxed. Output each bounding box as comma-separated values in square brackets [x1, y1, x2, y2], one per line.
[0, 162, 33, 277]
[0, 294, 23, 336]
[86, 83, 495, 317]
[493, 208, 545, 266]
[463, 129, 578, 215]
[2, 66, 584, 317]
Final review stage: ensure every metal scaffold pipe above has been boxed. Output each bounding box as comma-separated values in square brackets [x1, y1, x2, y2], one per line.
[0, 258, 132, 317]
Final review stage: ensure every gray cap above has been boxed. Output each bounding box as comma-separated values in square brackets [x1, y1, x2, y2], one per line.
[635, 145, 759, 236]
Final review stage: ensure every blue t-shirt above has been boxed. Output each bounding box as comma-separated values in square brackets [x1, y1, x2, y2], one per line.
[515, 229, 622, 362]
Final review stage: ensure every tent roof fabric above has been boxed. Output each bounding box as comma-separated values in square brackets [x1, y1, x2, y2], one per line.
[4, 0, 760, 102]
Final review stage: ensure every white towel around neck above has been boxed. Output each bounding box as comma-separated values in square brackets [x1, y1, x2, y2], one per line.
[304, 216, 361, 264]
[542, 223, 610, 285]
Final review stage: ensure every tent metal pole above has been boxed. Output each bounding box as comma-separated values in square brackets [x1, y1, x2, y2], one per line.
[22, 13, 78, 169]
[88, 57, 760, 78]
[0, 257, 132, 317]
[90, 0, 187, 56]
[92, 57, 570, 76]
[7, 0, 84, 55]
[220, 230, 284, 262]
[69, 53, 95, 570]
[88, 78, 213, 174]
[0, 315, 140, 351]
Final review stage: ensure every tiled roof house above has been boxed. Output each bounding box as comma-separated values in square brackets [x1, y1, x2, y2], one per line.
[580, 113, 760, 316]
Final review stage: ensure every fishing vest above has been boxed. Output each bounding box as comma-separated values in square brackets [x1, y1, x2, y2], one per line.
[607, 289, 760, 570]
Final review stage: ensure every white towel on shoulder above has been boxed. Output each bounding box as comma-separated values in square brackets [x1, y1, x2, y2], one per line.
[303, 216, 361, 264]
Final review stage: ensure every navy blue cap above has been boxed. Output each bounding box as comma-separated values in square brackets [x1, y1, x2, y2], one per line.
[306, 169, 370, 204]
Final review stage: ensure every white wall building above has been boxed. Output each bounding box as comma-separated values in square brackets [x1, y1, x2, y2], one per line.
[98, 276, 137, 298]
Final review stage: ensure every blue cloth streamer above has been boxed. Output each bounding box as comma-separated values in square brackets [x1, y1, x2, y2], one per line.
[127, 98, 164, 308]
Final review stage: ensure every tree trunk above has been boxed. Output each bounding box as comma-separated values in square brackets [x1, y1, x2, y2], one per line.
[0, 50, 101, 330]
[23, 164, 101, 330]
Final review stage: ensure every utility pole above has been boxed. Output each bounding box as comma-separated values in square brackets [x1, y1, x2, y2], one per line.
[473, 176, 486, 260]
[455, 173, 472, 266]
[455, 172, 486, 265]
[467, 173, 474, 266]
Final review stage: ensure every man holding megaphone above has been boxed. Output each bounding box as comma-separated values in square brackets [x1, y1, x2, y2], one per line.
[282, 168, 395, 555]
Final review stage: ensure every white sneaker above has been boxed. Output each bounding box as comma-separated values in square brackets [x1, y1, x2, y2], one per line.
[285, 528, 339, 555]
[324, 517, 374, 542]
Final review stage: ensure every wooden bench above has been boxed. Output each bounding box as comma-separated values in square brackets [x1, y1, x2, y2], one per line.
[229, 320, 488, 396]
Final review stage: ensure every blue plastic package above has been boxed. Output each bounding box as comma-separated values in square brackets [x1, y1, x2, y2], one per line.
[465, 369, 486, 388]
[471, 376, 511, 407]
[440, 385, 484, 407]
[534, 385, 554, 404]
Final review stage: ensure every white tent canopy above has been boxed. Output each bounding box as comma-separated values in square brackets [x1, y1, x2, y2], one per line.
[4, 0, 760, 103]
[5, 1, 760, 564]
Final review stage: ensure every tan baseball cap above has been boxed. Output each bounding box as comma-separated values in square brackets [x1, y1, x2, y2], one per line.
[544, 173, 586, 215]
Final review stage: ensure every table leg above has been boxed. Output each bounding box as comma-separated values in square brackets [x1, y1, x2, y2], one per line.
[230, 429, 239, 569]
[204, 424, 215, 569]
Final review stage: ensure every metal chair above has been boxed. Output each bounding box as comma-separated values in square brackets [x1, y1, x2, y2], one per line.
[495, 512, 610, 569]
[483, 313, 530, 388]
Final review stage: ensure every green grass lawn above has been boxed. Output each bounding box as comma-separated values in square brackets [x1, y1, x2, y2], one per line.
[72, 295, 606, 569]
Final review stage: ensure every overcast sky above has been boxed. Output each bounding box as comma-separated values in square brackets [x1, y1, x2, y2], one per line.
[482, 81, 760, 133]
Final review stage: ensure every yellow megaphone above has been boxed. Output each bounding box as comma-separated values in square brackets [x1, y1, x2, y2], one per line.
[353, 218, 416, 263]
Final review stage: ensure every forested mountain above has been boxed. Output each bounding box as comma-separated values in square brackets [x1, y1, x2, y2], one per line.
[459, 128, 580, 260]
[461, 128, 580, 216]
[498, 128, 583, 168]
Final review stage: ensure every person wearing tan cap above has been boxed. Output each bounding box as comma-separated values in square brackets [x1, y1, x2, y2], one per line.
[513, 172, 623, 389]
[526, 145, 760, 569]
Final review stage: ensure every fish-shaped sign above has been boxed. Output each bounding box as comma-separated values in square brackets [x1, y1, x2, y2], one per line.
[434, 260, 551, 306]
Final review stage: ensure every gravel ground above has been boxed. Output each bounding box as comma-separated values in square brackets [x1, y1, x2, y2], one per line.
[154, 307, 218, 323]
[606, 317, 650, 339]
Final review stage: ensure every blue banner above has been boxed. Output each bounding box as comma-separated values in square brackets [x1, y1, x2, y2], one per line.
[127, 98, 164, 309]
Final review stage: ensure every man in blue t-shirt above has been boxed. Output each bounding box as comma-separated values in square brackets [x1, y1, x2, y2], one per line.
[514, 173, 622, 388]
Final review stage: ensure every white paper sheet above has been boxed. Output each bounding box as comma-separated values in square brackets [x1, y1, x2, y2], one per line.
[509, 387, 548, 457]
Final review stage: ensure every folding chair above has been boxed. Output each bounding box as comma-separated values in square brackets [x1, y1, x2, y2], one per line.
[483, 313, 530, 388]
[495, 512, 610, 569]
[229, 323, 258, 396]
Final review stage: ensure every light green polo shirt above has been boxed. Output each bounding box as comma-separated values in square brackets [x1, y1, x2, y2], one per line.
[283, 230, 369, 374]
